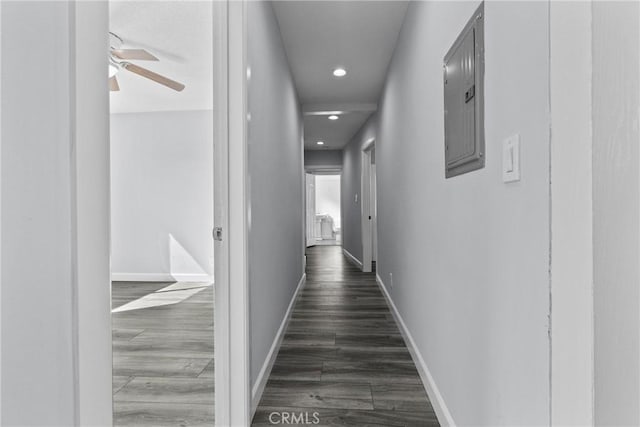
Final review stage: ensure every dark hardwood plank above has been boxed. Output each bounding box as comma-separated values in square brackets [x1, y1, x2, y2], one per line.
[112, 281, 214, 425]
[252, 246, 438, 425]
[335, 333, 406, 348]
[113, 402, 214, 427]
[114, 377, 214, 405]
[371, 383, 435, 413]
[282, 332, 336, 346]
[269, 361, 324, 381]
[321, 361, 423, 384]
[259, 380, 374, 410]
[113, 355, 212, 378]
[113, 376, 133, 394]
[253, 406, 439, 427]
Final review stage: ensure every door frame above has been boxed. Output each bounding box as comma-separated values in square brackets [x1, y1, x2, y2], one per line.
[304, 168, 344, 248]
[218, 0, 251, 424]
[72, 1, 250, 425]
[305, 173, 316, 247]
[361, 139, 375, 272]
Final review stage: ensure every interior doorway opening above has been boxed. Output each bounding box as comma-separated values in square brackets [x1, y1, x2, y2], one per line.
[361, 140, 377, 272]
[306, 173, 342, 247]
[108, 1, 216, 425]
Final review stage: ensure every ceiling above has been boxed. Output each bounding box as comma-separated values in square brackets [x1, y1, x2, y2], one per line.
[109, 1, 213, 114]
[108, 0, 407, 146]
[272, 1, 408, 150]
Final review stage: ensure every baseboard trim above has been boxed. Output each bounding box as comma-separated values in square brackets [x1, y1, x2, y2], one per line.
[111, 273, 213, 283]
[251, 273, 307, 418]
[342, 248, 363, 270]
[376, 273, 456, 427]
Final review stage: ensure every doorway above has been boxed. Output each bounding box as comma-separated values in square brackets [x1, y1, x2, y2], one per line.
[67, 1, 249, 425]
[361, 140, 377, 272]
[108, 2, 215, 424]
[306, 173, 342, 247]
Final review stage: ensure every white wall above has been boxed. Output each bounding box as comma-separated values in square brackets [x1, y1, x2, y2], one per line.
[110, 110, 214, 282]
[247, 0, 304, 394]
[592, 2, 640, 424]
[1, 4, 74, 422]
[1, 2, 111, 425]
[371, 2, 550, 424]
[315, 175, 341, 229]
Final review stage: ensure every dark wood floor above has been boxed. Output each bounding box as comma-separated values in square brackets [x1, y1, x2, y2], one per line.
[252, 246, 439, 426]
[112, 281, 214, 427]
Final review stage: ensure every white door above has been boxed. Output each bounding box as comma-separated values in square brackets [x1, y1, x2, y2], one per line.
[305, 173, 316, 247]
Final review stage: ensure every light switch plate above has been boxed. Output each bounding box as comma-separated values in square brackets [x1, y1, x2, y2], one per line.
[503, 134, 521, 183]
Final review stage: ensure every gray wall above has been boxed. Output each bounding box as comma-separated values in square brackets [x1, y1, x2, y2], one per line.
[304, 149, 342, 168]
[342, 2, 551, 424]
[592, 2, 640, 424]
[247, 0, 304, 387]
[341, 115, 376, 262]
[110, 111, 214, 281]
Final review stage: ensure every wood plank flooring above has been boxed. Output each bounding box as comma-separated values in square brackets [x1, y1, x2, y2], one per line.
[252, 246, 439, 426]
[112, 281, 214, 427]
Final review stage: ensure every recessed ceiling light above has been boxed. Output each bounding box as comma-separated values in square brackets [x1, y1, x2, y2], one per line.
[333, 67, 347, 77]
[317, 141, 325, 145]
[328, 115, 339, 120]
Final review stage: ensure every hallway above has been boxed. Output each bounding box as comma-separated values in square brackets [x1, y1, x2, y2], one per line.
[252, 246, 438, 426]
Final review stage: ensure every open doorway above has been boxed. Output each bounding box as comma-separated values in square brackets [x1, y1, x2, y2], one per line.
[306, 174, 342, 246]
[108, 2, 215, 425]
[361, 141, 377, 272]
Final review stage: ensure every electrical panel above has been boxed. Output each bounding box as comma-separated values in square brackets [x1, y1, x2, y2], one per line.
[444, 3, 485, 178]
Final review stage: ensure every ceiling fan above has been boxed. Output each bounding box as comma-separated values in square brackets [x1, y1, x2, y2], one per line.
[108, 32, 185, 92]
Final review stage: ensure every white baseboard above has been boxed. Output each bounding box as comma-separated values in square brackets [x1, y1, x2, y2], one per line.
[111, 273, 213, 283]
[376, 273, 456, 427]
[342, 248, 363, 270]
[251, 273, 307, 417]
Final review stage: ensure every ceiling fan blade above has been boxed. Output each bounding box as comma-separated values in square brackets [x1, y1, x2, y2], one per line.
[109, 76, 120, 92]
[123, 63, 185, 92]
[111, 49, 159, 61]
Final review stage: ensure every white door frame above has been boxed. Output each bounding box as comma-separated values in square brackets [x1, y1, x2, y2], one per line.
[305, 173, 316, 247]
[72, 2, 113, 423]
[308, 171, 344, 245]
[361, 139, 375, 272]
[71, 1, 251, 425]
[549, 3, 594, 425]
[371, 162, 377, 262]
[218, 0, 251, 424]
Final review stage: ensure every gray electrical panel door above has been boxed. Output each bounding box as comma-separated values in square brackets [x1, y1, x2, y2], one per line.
[444, 3, 484, 178]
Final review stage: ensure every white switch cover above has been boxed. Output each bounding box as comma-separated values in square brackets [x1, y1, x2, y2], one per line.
[503, 134, 521, 183]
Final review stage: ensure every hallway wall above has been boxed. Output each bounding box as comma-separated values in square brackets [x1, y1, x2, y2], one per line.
[110, 110, 214, 282]
[304, 149, 342, 168]
[342, 2, 551, 425]
[247, 0, 304, 393]
[591, 2, 640, 424]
